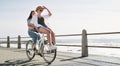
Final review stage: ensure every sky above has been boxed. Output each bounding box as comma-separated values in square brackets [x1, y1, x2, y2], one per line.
[0, 0, 120, 37]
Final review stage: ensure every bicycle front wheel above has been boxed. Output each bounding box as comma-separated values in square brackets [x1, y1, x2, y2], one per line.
[26, 40, 35, 60]
[42, 45, 57, 63]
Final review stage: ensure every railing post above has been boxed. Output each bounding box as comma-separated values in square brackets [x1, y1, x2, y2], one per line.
[18, 35, 21, 49]
[82, 29, 88, 57]
[7, 36, 10, 48]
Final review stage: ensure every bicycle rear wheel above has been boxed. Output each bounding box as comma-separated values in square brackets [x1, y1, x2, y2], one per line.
[42, 44, 57, 63]
[26, 40, 35, 60]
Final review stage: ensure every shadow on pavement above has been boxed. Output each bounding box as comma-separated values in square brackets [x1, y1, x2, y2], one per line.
[60, 56, 83, 61]
[0, 59, 51, 66]
[84, 58, 120, 66]
[59, 56, 99, 66]
[59, 56, 120, 66]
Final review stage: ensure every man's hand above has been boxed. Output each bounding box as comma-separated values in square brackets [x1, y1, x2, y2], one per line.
[42, 6, 52, 16]
[42, 6, 47, 9]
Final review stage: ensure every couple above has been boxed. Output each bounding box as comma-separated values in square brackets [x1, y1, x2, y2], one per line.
[27, 6, 56, 50]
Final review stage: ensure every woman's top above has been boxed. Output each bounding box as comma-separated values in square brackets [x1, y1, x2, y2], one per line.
[27, 19, 33, 31]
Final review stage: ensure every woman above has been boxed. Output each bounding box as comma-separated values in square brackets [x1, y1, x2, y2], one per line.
[31, 6, 56, 47]
[27, 11, 40, 50]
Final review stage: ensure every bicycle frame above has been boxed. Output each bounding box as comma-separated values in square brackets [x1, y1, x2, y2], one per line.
[36, 31, 53, 50]
[36, 33, 45, 50]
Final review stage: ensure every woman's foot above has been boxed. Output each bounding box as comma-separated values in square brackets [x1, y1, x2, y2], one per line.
[32, 44, 36, 51]
[33, 47, 36, 51]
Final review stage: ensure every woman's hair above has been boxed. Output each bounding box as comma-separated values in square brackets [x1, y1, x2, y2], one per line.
[27, 11, 34, 20]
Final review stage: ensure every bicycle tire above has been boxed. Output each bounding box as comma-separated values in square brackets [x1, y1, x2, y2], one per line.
[26, 40, 35, 60]
[42, 45, 57, 63]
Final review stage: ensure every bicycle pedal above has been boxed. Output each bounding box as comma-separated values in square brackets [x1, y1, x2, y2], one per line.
[34, 50, 38, 54]
[38, 53, 43, 57]
[50, 50, 55, 53]
[47, 50, 54, 53]
[35, 52, 38, 55]
[44, 40, 48, 44]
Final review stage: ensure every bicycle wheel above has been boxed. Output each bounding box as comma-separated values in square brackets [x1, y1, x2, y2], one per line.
[26, 40, 35, 60]
[42, 44, 57, 63]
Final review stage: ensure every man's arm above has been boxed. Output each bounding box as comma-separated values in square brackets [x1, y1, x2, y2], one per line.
[43, 6, 52, 16]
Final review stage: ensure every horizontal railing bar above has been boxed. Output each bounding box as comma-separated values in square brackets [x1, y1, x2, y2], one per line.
[56, 44, 82, 47]
[20, 37, 30, 38]
[12, 32, 120, 38]
[19, 34, 82, 38]
[0, 37, 31, 39]
[88, 45, 120, 48]
[16, 34, 82, 39]
[0, 37, 18, 39]
[55, 34, 82, 37]
[1, 32, 120, 39]
[56, 44, 120, 49]
[0, 38, 7, 39]
[87, 32, 120, 35]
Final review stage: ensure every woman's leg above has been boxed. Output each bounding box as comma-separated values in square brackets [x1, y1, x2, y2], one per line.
[28, 30, 38, 49]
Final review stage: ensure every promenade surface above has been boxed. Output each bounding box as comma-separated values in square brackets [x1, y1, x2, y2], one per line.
[0, 47, 120, 66]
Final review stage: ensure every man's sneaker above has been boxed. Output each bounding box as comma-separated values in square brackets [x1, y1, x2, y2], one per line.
[49, 45, 57, 50]
[45, 44, 57, 51]
[44, 45, 50, 51]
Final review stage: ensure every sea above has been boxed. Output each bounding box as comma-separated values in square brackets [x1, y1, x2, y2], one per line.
[1, 35, 120, 58]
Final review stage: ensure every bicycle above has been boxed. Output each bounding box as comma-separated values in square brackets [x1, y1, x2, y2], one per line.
[26, 33, 57, 64]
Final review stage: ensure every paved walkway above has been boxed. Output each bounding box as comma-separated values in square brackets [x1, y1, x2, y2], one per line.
[0, 47, 120, 66]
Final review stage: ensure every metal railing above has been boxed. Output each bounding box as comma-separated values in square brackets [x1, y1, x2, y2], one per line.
[1, 29, 120, 57]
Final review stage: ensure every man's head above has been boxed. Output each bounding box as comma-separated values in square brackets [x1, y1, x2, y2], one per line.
[36, 6, 44, 13]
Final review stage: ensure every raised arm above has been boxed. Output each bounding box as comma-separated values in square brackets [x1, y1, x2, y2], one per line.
[43, 6, 52, 16]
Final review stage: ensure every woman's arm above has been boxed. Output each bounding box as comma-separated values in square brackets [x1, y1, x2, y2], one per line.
[28, 23, 34, 28]
[28, 23, 39, 32]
